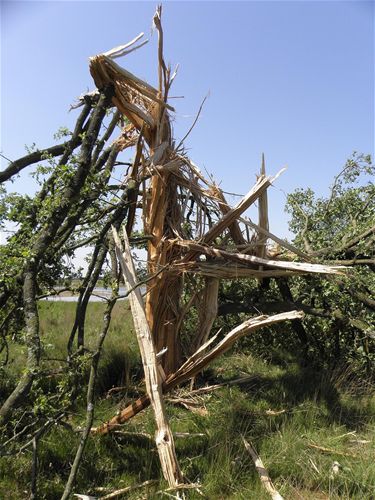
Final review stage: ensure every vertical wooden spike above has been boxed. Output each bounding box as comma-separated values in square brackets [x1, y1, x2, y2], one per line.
[261, 152, 266, 176]
[257, 154, 269, 272]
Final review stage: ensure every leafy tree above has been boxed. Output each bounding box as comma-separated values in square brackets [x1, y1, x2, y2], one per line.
[285, 153, 374, 371]
[0, 88, 131, 426]
[216, 153, 374, 375]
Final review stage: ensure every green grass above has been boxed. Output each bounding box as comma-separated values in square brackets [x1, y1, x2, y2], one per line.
[1, 303, 374, 499]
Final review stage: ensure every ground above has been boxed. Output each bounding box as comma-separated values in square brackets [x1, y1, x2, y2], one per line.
[0, 302, 374, 499]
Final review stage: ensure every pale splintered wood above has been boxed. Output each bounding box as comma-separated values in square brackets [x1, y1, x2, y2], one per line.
[174, 262, 310, 278]
[201, 174, 273, 245]
[102, 33, 148, 59]
[256, 154, 269, 278]
[173, 240, 345, 275]
[93, 310, 304, 434]
[213, 187, 247, 245]
[194, 277, 219, 350]
[89, 55, 175, 112]
[173, 311, 305, 384]
[239, 216, 311, 261]
[242, 436, 284, 500]
[111, 226, 183, 487]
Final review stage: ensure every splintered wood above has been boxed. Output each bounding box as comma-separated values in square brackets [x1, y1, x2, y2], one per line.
[242, 436, 284, 500]
[92, 310, 304, 435]
[111, 226, 182, 486]
[88, 5, 348, 487]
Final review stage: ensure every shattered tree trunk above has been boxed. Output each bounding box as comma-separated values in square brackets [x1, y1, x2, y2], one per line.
[112, 226, 183, 487]
[144, 9, 184, 375]
[194, 277, 219, 352]
[88, 8, 347, 441]
[145, 158, 183, 374]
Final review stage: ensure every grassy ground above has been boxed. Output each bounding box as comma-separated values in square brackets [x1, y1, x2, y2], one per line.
[1, 302, 374, 499]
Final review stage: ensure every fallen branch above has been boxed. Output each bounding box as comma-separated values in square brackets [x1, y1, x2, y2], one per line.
[112, 430, 205, 440]
[92, 310, 303, 434]
[242, 436, 284, 500]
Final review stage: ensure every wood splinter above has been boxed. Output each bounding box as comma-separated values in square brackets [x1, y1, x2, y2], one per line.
[242, 436, 284, 500]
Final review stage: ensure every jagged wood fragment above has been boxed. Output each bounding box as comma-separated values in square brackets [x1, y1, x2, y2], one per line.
[111, 226, 183, 487]
[102, 32, 148, 59]
[201, 173, 276, 245]
[173, 262, 309, 278]
[242, 436, 284, 500]
[212, 186, 247, 245]
[173, 240, 345, 275]
[239, 216, 311, 261]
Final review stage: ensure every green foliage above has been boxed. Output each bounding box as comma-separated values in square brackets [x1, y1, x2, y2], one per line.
[283, 153, 375, 373]
[213, 153, 374, 377]
[53, 126, 72, 141]
[286, 153, 374, 254]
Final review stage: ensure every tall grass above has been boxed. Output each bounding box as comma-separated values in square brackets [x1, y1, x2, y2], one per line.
[1, 303, 374, 499]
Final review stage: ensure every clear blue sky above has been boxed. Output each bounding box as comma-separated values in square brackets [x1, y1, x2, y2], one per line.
[1, 0, 374, 238]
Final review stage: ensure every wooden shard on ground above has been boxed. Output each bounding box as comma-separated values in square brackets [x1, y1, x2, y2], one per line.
[87, 5, 348, 487]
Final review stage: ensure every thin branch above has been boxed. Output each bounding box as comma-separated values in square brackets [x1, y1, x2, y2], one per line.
[176, 95, 208, 151]
[61, 287, 119, 500]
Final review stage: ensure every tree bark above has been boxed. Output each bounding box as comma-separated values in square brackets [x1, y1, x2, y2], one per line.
[0, 265, 39, 424]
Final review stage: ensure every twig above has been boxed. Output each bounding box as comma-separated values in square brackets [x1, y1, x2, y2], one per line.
[307, 442, 357, 458]
[98, 479, 157, 499]
[185, 375, 255, 396]
[176, 95, 208, 151]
